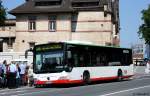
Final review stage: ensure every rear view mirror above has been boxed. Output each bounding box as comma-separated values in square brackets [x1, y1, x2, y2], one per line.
[25, 48, 33, 58]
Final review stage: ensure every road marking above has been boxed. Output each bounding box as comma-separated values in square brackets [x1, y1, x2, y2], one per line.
[10, 88, 63, 96]
[100, 85, 150, 96]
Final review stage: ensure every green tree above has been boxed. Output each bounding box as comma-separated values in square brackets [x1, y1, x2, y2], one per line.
[0, 0, 6, 26]
[138, 5, 150, 44]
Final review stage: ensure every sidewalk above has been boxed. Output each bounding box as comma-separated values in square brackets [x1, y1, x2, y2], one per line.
[134, 66, 150, 79]
[0, 86, 32, 90]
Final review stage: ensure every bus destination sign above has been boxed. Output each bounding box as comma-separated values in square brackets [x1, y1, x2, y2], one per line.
[36, 44, 62, 51]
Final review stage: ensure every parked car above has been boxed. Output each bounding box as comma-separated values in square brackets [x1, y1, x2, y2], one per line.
[139, 61, 147, 66]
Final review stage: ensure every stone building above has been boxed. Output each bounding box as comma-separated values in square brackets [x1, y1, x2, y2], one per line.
[9, 0, 120, 52]
[0, 19, 16, 52]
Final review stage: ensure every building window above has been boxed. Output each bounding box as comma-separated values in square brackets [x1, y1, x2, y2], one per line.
[49, 16, 56, 32]
[8, 44, 13, 49]
[71, 13, 78, 32]
[35, 1, 62, 6]
[29, 21, 36, 31]
[7, 39, 13, 49]
[28, 16, 36, 31]
[72, 2, 99, 8]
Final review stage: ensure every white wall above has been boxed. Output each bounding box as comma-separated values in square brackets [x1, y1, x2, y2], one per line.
[0, 52, 33, 64]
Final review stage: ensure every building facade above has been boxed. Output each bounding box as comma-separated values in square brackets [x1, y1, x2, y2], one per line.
[0, 19, 16, 52]
[131, 43, 145, 65]
[132, 44, 144, 58]
[9, 0, 120, 52]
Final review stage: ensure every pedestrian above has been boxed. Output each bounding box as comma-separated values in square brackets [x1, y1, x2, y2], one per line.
[16, 63, 21, 88]
[8, 61, 17, 89]
[24, 65, 29, 86]
[28, 63, 34, 86]
[0, 62, 4, 88]
[6, 62, 10, 88]
[145, 59, 150, 74]
[19, 62, 27, 86]
[2, 60, 7, 88]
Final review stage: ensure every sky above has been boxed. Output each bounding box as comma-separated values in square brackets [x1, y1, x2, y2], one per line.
[1, 0, 150, 48]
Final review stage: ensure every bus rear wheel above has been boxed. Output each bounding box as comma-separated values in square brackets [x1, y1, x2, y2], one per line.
[83, 71, 90, 85]
[117, 70, 123, 81]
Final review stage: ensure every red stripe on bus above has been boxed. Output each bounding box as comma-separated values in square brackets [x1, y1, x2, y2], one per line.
[91, 76, 118, 82]
[34, 75, 133, 85]
[52, 80, 83, 84]
[35, 80, 82, 85]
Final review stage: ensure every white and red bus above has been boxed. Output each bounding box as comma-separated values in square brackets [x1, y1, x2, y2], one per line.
[26, 42, 134, 87]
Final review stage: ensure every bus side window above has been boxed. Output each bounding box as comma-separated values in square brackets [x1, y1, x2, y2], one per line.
[91, 51, 97, 66]
[72, 53, 78, 67]
[96, 56, 101, 66]
[79, 56, 84, 67]
[101, 54, 108, 66]
[67, 58, 74, 67]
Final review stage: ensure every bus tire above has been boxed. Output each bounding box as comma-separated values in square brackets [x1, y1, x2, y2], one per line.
[83, 71, 90, 85]
[117, 69, 123, 81]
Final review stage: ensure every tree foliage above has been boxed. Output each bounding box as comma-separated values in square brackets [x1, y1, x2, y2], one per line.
[0, 0, 6, 26]
[138, 5, 150, 44]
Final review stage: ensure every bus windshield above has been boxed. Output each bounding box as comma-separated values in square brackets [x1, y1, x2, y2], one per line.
[34, 51, 64, 73]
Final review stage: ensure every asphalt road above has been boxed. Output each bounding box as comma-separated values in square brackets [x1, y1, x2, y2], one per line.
[0, 77, 150, 96]
[0, 66, 150, 96]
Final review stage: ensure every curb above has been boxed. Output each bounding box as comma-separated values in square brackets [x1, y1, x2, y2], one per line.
[0, 86, 32, 90]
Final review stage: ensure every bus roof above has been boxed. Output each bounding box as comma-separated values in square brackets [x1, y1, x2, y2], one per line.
[64, 41, 131, 50]
[37, 41, 131, 50]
